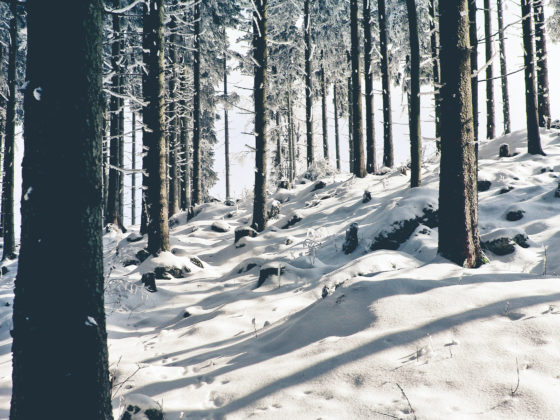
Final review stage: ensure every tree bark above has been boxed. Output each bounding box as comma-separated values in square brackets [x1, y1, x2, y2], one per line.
[497, 0, 511, 134]
[438, 0, 484, 268]
[143, 0, 169, 254]
[363, 0, 376, 174]
[320, 52, 329, 161]
[333, 83, 341, 171]
[10, 1, 113, 418]
[350, 0, 366, 178]
[251, 0, 268, 232]
[1, 1, 17, 260]
[224, 50, 231, 200]
[522, 0, 545, 155]
[533, 0, 551, 128]
[192, 0, 202, 204]
[484, 0, 495, 139]
[378, 0, 394, 168]
[429, 0, 441, 144]
[180, 66, 191, 211]
[168, 10, 179, 218]
[468, 0, 479, 143]
[304, 0, 314, 166]
[347, 76, 353, 172]
[131, 111, 136, 225]
[407, 0, 422, 188]
[287, 88, 295, 183]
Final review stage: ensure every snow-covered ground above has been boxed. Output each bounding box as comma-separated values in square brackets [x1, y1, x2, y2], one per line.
[1, 130, 560, 419]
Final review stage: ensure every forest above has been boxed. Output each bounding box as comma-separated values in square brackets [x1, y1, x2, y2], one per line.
[0, 0, 560, 419]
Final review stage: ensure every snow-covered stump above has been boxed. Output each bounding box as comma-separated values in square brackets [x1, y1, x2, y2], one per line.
[267, 199, 281, 219]
[278, 180, 291, 190]
[211, 220, 231, 232]
[119, 394, 163, 420]
[256, 263, 285, 289]
[342, 223, 359, 254]
[362, 190, 372, 203]
[499, 143, 511, 158]
[141, 272, 157, 292]
[234, 226, 257, 244]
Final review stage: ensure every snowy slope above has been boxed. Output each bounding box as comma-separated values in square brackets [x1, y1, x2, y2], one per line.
[1, 130, 560, 419]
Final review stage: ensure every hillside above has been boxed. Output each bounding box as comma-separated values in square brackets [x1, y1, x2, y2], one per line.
[1, 130, 560, 419]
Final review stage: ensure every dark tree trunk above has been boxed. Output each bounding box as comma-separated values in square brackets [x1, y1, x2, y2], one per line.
[407, 0, 422, 188]
[533, 0, 551, 128]
[1, 2, 17, 260]
[287, 88, 295, 183]
[350, 0, 366, 178]
[168, 11, 179, 218]
[143, 0, 169, 255]
[131, 111, 136, 225]
[497, 0, 511, 134]
[180, 66, 191, 211]
[363, 0, 376, 174]
[102, 109, 109, 217]
[378, 0, 394, 168]
[10, 1, 113, 418]
[347, 76, 353, 172]
[522, 0, 545, 155]
[333, 83, 341, 171]
[484, 0, 495, 139]
[320, 52, 329, 161]
[438, 0, 484, 268]
[304, 0, 314, 166]
[429, 0, 441, 144]
[275, 111, 282, 171]
[192, 0, 202, 204]
[251, 0, 268, 233]
[468, 0, 479, 143]
[224, 50, 231, 200]
[140, 4, 149, 235]
[0, 44, 4, 238]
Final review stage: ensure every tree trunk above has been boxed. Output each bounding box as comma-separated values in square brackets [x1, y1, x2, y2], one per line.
[533, 0, 551, 128]
[484, 0, 495, 139]
[333, 83, 341, 171]
[168, 11, 179, 218]
[251, 0, 268, 233]
[468, 0, 479, 143]
[131, 111, 136, 225]
[407, 0, 422, 188]
[497, 0, 511, 134]
[320, 52, 329, 161]
[378, 0, 394, 168]
[2, 2, 17, 260]
[347, 76, 353, 172]
[224, 50, 231, 201]
[522, 0, 545, 155]
[429, 0, 441, 145]
[438, 0, 484, 268]
[143, 0, 169, 255]
[363, 0, 376, 174]
[304, 0, 314, 167]
[10, 1, 113, 418]
[350, 0, 366, 178]
[287, 88, 295, 183]
[180, 66, 191, 211]
[192, 0, 202, 204]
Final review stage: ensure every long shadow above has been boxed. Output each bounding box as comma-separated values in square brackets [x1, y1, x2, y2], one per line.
[155, 291, 560, 419]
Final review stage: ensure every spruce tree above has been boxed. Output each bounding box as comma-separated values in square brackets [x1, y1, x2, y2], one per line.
[378, 0, 394, 168]
[406, 0, 421, 188]
[363, 0, 376, 174]
[10, 1, 113, 418]
[533, 0, 551, 128]
[484, 0, 495, 139]
[350, 0, 366, 178]
[497, 0, 511, 134]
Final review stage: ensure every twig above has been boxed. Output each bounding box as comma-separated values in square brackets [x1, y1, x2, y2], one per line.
[372, 411, 400, 419]
[396, 383, 417, 420]
[511, 357, 520, 397]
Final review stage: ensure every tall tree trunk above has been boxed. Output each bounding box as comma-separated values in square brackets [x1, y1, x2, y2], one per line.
[2, 2, 17, 260]
[469, 0, 479, 143]
[251, 0, 268, 232]
[320, 52, 329, 161]
[180, 66, 191, 211]
[131, 111, 136, 225]
[438, 0, 484, 268]
[363, 0, 376, 174]
[522, 0, 545, 155]
[534, 0, 551, 128]
[168, 11, 179, 218]
[429, 0, 441, 145]
[287, 88, 295, 183]
[105, 0, 124, 230]
[192, 0, 202, 205]
[333, 83, 341, 171]
[10, 1, 113, 418]
[275, 111, 282, 172]
[407, 0, 422, 188]
[143, 0, 169, 255]
[102, 108, 109, 217]
[347, 76, 353, 172]
[484, 0, 495, 139]
[378, 0, 394, 168]
[350, 0, 366, 178]
[497, 0, 511, 134]
[304, 0, 314, 166]
[224, 50, 231, 201]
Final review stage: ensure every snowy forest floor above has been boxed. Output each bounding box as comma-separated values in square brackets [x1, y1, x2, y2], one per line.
[1, 130, 560, 419]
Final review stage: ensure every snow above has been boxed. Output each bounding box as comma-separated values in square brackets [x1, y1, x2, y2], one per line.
[0, 130, 560, 419]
